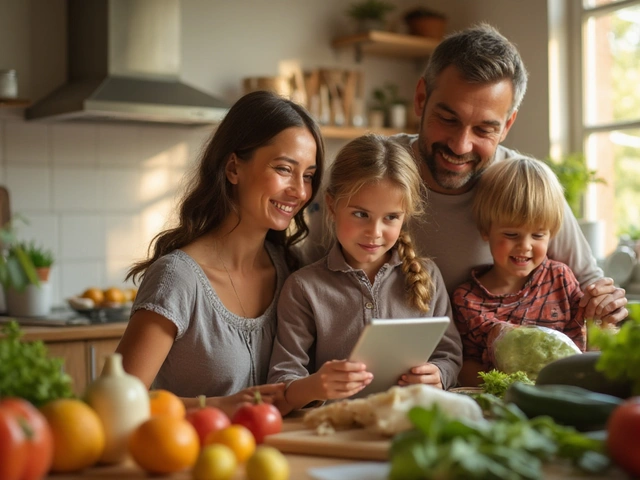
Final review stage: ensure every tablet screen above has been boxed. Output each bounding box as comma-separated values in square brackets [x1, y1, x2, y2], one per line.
[348, 317, 450, 398]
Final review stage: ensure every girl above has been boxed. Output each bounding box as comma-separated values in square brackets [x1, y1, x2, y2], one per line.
[116, 90, 324, 416]
[269, 134, 462, 411]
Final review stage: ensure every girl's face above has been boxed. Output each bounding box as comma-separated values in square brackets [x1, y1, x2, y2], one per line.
[328, 179, 406, 279]
[482, 223, 551, 282]
[229, 127, 317, 232]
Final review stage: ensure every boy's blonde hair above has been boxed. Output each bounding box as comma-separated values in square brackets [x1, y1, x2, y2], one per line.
[473, 155, 565, 237]
[324, 134, 434, 312]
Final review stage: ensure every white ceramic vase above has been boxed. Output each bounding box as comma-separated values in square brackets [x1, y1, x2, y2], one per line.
[4, 282, 52, 317]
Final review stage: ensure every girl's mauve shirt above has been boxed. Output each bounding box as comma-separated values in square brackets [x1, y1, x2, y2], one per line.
[269, 243, 463, 390]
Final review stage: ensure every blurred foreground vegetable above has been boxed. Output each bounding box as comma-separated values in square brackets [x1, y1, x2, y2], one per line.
[478, 370, 533, 398]
[589, 315, 640, 395]
[0, 321, 74, 406]
[388, 394, 610, 480]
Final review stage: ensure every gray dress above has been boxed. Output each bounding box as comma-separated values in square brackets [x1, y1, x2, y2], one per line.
[131, 243, 289, 398]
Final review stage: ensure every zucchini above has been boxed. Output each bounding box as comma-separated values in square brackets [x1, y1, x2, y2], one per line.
[504, 382, 623, 431]
[536, 352, 632, 399]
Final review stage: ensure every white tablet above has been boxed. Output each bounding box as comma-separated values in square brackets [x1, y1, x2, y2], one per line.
[348, 317, 450, 398]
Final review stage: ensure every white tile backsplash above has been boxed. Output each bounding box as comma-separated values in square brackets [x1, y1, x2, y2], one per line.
[101, 168, 143, 211]
[97, 124, 143, 167]
[52, 167, 103, 211]
[104, 213, 144, 261]
[60, 214, 106, 260]
[5, 165, 51, 211]
[52, 124, 98, 166]
[5, 122, 50, 165]
[60, 261, 104, 301]
[1, 118, 200, 307]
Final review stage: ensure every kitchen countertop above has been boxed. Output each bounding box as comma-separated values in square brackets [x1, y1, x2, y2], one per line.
[46, 417, 628, 480]
[0, 319, 127, 342]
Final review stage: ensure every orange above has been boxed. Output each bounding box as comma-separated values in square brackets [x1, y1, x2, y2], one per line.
[149, 389, 186, 418]
[103, 287, 125, 304]
[205, 424, 256, 463]
[40, 398, 105, 473]
[81, 287, 105, 307]
[129, 415, 199, 474]
[124, 287, 138, 302]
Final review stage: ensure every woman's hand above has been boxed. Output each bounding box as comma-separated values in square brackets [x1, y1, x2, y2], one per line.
[581, 277, 628, 325]
[311, 360, 373, 400]
[399, 362, 442, 389]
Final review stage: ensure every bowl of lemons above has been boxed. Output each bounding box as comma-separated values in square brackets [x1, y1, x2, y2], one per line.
[68, 287, 137, 322]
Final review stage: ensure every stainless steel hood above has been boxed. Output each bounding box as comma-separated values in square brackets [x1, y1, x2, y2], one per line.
[26, 0, 229, 126]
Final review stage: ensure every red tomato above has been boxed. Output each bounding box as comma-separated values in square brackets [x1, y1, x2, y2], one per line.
[0, 406, 29, 480]
[6, 398, 54, 480]
[185, 396, 231, 446]
[607, 397, 640, 477]
[231, 394, 282, 444]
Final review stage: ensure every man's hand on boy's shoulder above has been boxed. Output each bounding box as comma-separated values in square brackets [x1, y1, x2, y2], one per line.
[580, 277, 628, 324]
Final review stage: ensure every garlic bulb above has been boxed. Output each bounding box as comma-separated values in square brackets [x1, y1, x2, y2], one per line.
[85, 353, 150, 464]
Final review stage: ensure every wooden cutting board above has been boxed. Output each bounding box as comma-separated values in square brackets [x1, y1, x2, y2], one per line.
[265, 426, 389, 461]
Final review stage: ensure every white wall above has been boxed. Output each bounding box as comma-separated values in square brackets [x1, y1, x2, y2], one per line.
[0, 0, 550, 307]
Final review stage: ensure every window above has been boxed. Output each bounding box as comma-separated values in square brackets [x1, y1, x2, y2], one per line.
[579, 0, 640, 254]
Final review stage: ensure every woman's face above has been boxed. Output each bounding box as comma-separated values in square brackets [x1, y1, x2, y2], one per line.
[230, 127, 318, 232]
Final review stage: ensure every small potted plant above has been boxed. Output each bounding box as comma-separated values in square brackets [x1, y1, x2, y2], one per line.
[403, 7, 447, 40]
[346, 0, 395, 33]
[0, 219, 54, 316]
[371, 82, 407, 128]
[543, 152, 605, 219]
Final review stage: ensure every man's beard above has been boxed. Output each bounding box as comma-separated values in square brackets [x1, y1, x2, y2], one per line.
[417, 135, 485, 191]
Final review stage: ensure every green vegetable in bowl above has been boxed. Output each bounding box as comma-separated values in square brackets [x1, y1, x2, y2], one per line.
[0, 321, 75, 406]
[479, 369, 533, 398]
[493, 326, 580, 380]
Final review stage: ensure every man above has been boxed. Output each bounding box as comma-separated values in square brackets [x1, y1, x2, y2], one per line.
[302, 24, 628, 325]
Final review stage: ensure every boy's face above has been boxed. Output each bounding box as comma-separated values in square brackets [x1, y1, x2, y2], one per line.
[482, 223, 551, 282]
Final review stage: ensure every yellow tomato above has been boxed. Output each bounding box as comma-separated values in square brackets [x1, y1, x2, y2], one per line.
[205, 424, 255, 463]
[192, 444, 237, 480]
[246, 446, 290, 480]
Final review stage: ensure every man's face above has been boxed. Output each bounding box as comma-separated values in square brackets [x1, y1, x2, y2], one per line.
[413, 65, 518, 194]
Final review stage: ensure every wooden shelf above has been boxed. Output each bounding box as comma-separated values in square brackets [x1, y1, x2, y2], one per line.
[320, 125, 416, 140]
[0, 97, 30, 108]
[332, 31, 439, 61]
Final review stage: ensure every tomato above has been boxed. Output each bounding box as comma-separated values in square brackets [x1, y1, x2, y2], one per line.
[186, 395, 231, 446]
[230, 393, 282, 444]
[607, 396, 640, 477]
[0, 397, 53, 480]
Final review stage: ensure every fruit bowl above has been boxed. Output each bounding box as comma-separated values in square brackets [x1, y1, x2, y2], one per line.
[67, 296, 133, 323]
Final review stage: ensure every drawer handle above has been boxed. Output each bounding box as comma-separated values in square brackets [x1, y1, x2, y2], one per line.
[89, 344, 96, 381]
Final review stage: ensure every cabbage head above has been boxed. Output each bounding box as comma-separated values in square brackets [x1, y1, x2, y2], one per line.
[492, 326, 580, 380]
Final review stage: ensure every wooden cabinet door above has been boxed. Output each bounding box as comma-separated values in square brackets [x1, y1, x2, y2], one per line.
[46, 341, 88, 396]
[86, 338, 121, 383]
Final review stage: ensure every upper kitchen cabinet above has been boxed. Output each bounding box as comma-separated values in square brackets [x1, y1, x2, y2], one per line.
[332, 30, 440, 62]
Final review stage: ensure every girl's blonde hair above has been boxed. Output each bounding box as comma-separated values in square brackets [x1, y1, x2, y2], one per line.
[324, 134, 434, 312]
[473, 155, 565, 237]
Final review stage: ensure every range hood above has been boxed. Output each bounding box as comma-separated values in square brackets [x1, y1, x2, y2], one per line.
[26, 0, 229, 126]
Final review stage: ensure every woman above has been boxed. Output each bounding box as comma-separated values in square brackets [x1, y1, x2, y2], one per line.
[116, 90, 324, 416]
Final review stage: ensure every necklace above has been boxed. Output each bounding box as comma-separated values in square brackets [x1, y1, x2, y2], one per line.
[218, 251, 248, 318]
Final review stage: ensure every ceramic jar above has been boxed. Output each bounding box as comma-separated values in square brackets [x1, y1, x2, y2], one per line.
[85, 353, 150, 464]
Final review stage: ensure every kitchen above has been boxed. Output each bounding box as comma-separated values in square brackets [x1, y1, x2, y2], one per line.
[1, 0, 639, 478]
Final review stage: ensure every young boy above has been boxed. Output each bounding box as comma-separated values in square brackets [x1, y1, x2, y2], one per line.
[452, 156, 596, 386]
